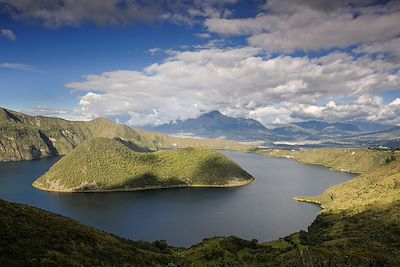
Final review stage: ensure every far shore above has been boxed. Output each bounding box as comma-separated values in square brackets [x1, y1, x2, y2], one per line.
[32, 178, 255, 193]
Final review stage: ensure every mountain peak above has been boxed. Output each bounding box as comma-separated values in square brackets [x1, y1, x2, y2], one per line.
[201, 110, 224, 118]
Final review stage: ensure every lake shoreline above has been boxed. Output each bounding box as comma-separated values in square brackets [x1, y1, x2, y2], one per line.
[32, 178, 255, 193]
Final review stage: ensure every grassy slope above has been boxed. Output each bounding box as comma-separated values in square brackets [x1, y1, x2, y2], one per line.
[0, 107, 249, 162]
[0, 199, 172, 267]
[264, 148, 397, 173]
[319, 155, 400, 212]
[33, 137, 254, 192]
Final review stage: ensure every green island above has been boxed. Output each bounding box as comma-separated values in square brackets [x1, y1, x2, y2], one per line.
[0, 147, 398, 266]
[33, 137, 254, 192]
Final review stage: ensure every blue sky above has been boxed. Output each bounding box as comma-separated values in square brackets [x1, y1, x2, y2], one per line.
[0, 0, 400, 125]
[0, 14, 203, 109]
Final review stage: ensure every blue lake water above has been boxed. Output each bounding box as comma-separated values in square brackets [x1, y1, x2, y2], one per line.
[0, 151, 353, 247]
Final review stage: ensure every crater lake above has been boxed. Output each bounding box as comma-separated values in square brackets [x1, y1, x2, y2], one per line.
[0, 151, 353, 247]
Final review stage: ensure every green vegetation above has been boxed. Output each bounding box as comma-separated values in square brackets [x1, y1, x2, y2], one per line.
[33, 137, 254, 192]
[0, 107, 250, 162]
[319, 150, 400, 212]
[264, 148, 397, 173]
[0, 199, 173, 266]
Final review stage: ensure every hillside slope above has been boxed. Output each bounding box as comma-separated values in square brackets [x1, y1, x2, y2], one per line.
[0, 107, 249, 162]
[319, 153, 400, 212]
[0, 199, 172, 266]
[33, 137, 254, 192]
[265, 148, 396, 173]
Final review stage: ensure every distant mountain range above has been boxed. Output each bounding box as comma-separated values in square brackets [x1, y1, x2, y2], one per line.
[144, 110, 400, 147]
[271, 120, 362, 140]
[144, 110, 273, 141]
[1, 106, 398, 157]
[346, 120, 394, 132]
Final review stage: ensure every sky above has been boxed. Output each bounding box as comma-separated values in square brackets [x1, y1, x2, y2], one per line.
[0, 0, 400, 126]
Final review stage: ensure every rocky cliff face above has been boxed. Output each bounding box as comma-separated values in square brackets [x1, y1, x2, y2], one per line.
[0, 127, 57, 161]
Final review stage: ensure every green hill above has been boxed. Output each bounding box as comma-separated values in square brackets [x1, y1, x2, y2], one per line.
[33, 137, 254, 192]
[0, 199, 172, 266]
[318, 151, 400, 212]
[0, 107, 249, 162]
[264, 148, 396, 173]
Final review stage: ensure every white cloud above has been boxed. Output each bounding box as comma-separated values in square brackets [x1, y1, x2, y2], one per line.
[65, 46, 400, 126]
[0, 63, 36, 71]
[148, 48, 161, 55]
[249, 95, 400, 125]
[205, 1, 400, 52]
[356, 37, 400, 63]
[1, 0, 238, 28]
[389, 98, 400, 106]
[1, 29, 16, 41]
[195, 32, 212, 39]
[249, 106, 294, 125]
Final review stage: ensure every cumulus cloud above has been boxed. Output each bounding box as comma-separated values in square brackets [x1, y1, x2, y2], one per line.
[205, 0, 400, 52]
[356, 37, 400, 64]
[249, 95, 400, 125]
[390, 98, 400, 106]
[0, 28, 16, 41]
[65, 46, 400, 126]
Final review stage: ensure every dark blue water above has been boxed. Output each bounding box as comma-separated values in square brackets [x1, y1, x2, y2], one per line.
[0, 151, 353, 247]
